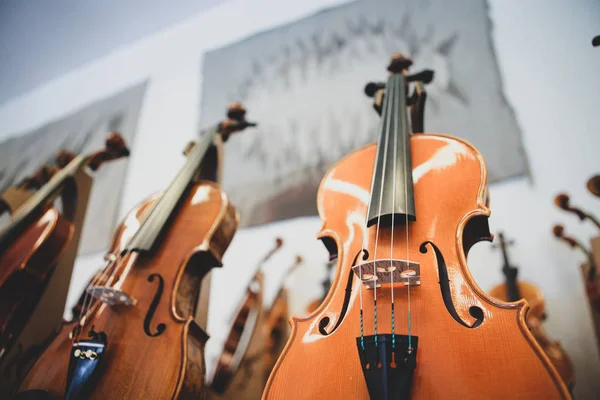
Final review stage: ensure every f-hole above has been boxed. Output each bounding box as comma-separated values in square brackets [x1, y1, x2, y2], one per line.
[318, 249, 369, 335]
[144, 273, 167, 337]
[420, 241, 484, 328]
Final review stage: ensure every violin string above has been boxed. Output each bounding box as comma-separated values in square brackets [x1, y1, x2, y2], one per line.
[403, 73, 412, 352]
[72, 254, 120, 344]
[372, 74, 394, 348]
[390, 72, 399, 349]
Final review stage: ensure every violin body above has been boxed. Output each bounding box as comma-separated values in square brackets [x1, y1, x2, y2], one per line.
[19, 181, 238, 399]
[0, 207, 72, 358]
[264, 135, 568, 399]
[489, 281, 575, 390]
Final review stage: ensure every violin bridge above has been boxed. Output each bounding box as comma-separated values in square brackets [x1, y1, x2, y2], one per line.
[352, 259, 421, 289]
[86, 286, 138, 306]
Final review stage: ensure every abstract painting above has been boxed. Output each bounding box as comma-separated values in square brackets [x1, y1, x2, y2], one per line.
[0, 81, 147, 254]
[199, 0, 526, 226]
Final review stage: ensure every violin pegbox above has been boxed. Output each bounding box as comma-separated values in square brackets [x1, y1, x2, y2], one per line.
[218, 102, 257, 142]
[364, 53, 434, 125]
[87, 132, 130, 171]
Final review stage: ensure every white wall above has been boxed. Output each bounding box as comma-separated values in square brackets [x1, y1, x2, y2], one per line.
[0, 0, 599, 398]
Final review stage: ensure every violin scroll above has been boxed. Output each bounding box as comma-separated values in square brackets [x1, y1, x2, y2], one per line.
[554, 194, 585, 220]
[587, 175, 600, 197]
[552, 225, 577, 248]
[219, 102, 257, 142]
[554, 192, 600, 231]
[87, 132, 130, 171]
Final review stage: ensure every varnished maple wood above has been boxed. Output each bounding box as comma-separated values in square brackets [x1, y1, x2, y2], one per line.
[489, 283, 575, 390]
[19, 181, 238, 399]
[264, 135, 569, 399]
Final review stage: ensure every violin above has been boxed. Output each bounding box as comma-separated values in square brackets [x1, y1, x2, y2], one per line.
[305, 261, 335, 314]
[211, 237, 284, 394]
[488, 232, 574, 390]
[17, 103, 255, 399]
[263, 54, 569, 399]
[263, 255, 303, 382]
[555, 193, 600, 231]
[0, 137, 128, 363]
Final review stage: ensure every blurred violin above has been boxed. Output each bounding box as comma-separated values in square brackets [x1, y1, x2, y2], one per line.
[489, 232, 574, 390]
[211, 237, 283, 394]
[264, 54, 569, 399]
[553, 224, 599, 308]
[0, 137, 128, 363]
[555, 193, 600, 231]
[263, 255, 304, 381]
[305, 260, 334, 314]
[17, 103, 255, 399]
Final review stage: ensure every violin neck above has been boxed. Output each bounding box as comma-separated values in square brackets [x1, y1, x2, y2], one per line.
[0, 155, 86, 248]
[123, 127, 219, 254]
[366, 72, 415, 228]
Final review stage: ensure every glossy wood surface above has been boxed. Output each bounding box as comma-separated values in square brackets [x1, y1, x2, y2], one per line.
[0, 208, 72, 359]
[489, 282, 575, 389]
[264, 134, 569, 399]
[19, 181, 238, 399]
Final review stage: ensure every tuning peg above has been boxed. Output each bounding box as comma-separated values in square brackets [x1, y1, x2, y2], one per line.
[593, 35, 600, 47]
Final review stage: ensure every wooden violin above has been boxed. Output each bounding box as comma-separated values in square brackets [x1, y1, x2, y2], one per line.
[17, 103, 255, 399]
[305, 261, 335, 314]
[264, 54, 569, 399]
[488, 232, 574, 390]
[0, 137, 128, 364]
[210, 237, 284, 394]
[263, 255, 304, 382]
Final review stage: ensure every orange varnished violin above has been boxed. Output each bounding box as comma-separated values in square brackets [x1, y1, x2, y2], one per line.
[0, 138, 128, 363]
[210, 237, 284, 394]
[262, 255, 304, 382]
[17, 103, 255, 399]
[264, 54, 569, 399]
[488, 232, 574, 390]
[305, 261, 335, 314]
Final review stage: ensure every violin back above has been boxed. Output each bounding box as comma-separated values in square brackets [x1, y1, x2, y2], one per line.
[264, 134, 568, 399]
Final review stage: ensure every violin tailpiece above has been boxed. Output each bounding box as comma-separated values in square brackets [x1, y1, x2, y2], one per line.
[356, 334, 418, 400]
[352, 259, 421, 289]
[65, 331, 107, 399]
